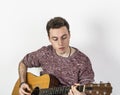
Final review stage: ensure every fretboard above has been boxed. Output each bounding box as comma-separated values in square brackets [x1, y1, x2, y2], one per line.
[32, 85, 92, 95]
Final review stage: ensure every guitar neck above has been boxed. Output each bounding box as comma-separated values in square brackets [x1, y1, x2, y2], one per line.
[32, 85, 92, 95]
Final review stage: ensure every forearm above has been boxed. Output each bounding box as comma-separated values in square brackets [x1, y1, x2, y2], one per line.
[18, 62, 27, 83]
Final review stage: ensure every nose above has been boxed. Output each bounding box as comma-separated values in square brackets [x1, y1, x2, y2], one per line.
[58, 39, 63, 46]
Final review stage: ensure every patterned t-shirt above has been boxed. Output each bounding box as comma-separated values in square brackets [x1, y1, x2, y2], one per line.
[22, 45, 94, 86]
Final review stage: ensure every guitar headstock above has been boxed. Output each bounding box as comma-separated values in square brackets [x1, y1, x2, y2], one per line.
[85, 82, 112, 95]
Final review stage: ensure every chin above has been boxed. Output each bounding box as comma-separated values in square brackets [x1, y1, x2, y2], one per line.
[60, 51, 66, 54]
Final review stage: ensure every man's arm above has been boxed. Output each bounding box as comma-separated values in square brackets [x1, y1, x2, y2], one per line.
[18, 62, 27, 83]
[18, 62, 31, 95]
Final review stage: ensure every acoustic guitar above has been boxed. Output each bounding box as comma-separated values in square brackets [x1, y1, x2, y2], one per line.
[12, 72, 112, 95]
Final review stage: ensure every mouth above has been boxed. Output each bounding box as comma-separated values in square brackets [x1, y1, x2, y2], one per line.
[59, 47, 65, 51]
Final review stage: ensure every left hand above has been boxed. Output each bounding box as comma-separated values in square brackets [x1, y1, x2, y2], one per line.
[68, 83, 86, 95]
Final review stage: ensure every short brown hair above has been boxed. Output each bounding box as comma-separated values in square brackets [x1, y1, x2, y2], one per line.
[46, 17, 70, 37]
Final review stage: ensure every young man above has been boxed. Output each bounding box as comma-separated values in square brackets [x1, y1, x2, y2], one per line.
[18, 17, 94, 95]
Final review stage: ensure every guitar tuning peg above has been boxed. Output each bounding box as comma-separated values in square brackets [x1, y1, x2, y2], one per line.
[103, 91, 107, 95]
[96, 91, 99, 94]
[100, 81, 103, 84]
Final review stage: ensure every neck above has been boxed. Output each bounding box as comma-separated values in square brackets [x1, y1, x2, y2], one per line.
[68, 46, 71, 57]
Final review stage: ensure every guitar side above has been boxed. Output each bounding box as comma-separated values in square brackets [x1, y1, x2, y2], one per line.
[12, 72, 59, 95]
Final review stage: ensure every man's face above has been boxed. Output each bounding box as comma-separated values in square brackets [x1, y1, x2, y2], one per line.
[49, 26, 70, 55]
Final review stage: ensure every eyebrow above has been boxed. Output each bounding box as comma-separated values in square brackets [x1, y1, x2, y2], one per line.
[51, 36, 58, 39]
[52, 34, 67, 38]
[62, 34, 67, 37]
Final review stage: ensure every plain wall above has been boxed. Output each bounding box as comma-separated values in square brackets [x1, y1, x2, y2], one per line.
[0, 0, 120, 94]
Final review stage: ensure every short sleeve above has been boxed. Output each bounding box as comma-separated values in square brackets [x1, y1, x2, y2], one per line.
[78, 57, 94, 85]
[22, 46, 49, 67]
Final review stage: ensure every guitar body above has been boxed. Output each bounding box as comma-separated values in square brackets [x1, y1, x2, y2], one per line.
[12, 72, 60, 95]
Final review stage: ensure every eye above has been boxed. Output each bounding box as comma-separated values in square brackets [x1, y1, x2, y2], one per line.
[52, 37, 58, 41]
[62, 35, 67, 40]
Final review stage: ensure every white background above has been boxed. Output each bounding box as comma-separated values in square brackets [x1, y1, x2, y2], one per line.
[0, 0, 120, 94]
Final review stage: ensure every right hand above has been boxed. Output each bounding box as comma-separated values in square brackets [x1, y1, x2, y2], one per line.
[19, 83, 31, 95]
